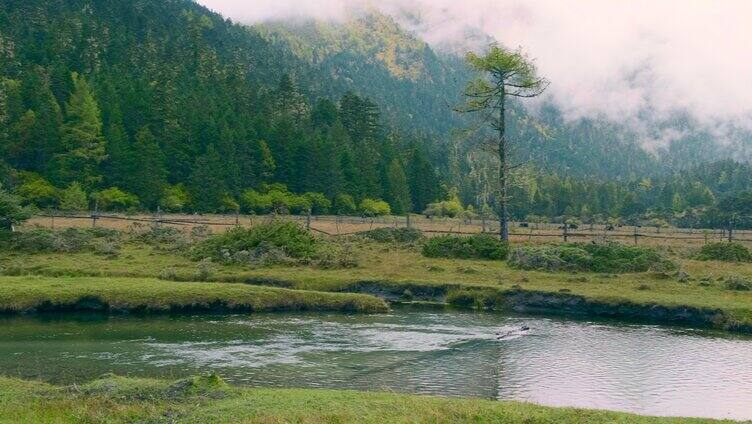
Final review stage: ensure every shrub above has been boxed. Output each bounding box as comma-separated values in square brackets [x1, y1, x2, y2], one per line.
[240, 186, 326, 215]
[303, 192, 331, 215]
[724, 275, 752, 291]
[131, 226, 189, 251]
[160, 184, 190, 212]
[333, 193, 356, 215]
[358, 227, 423, 244]
[507, 245, 589, 272]
[16, 172, 58, 208]
[0, 187, 31, 231]
[92, 187, 139, 212]
[360, 198, 391, 217]
[508, 242, 676, 273]
[7, 227, 121, 254]
[422, 234, 508, 260]
[190, 221, 316, 263]
[311, 243, 359, 269]
[240, 189, 272, 214]
[59, 182, 88, 212]
[446, 288, 503, 309]
[423, 198, 464, 218]
[696, 242, 752, 262]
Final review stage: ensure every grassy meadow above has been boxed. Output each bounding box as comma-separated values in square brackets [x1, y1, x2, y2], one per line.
[0, 275, 388, 314]
[2, 223, 752, 328]
[0, 374, 732, 424]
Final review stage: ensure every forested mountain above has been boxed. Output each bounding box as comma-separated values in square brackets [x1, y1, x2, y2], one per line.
[257, 13, 662, 181]
[1, 0, 750, 227]
[0, 0, 441, 214]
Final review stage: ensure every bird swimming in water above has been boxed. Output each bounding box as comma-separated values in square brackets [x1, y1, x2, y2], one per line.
[495, 325, 530, 339]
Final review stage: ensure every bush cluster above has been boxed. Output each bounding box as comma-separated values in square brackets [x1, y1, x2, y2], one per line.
[130, 226, 190, 252]
[508, 242, 676, 273]
[190, 221, 316, 264]
[6, 227, 121, 255]
[696, 242, 752, 262]
[421, 234, 508, 260]
[724, 275, 752, 291]
[358, 227, 423, 244]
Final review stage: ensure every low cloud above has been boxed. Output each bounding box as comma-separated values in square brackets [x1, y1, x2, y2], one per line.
[198, 0, 752, 139]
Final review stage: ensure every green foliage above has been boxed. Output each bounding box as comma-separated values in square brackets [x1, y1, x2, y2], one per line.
[333, 194, 357, 215]
[241, 190, 272, 214]
[358, 227, 423, 244]
[130, 226, 189, 252]
[190, 221, 317, 263]
[57, 72, 106, 189]
[359, 198, 391, 216]
[0, 187, 31, 230]
[303, 192, 331, 214]
[696, 242, 752, 263]
[92, 187, 139, 212]
[3, 0, 752, 222]
[58, 182, 88, 212]
[113, 126, 167, 209]
[240, 186, 326, 215]
[7, 227, 120, 254]
[16, 172, 57, 208]
[508, 242, 676, 273]
[421, 234, 508, 260]
[446, 288, 503, 309]
[424, 194, 465, 218]
[160, 185, 190, 212]
[724, 275, 752, 291]
[384, 158, 412, 215]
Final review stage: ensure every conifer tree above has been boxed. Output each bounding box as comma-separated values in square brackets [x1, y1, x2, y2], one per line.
[189, 145, 227, 212]
[57, 72, 107, 189]
[384, 158, 412, 215]
[121, 126, 167, 209]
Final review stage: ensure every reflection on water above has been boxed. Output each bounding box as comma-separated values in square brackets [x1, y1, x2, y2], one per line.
[1, 307, 751, 420]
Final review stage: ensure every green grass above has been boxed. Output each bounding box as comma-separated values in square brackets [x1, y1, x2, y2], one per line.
[0, 275, 388, 314]
[0, 374, 729, 424]
[3, 240, 752, 328]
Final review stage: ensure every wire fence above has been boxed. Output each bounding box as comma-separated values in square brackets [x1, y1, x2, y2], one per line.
[25, 212, 752, 246]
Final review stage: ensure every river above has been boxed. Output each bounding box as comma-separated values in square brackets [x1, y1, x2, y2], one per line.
[1, 306, 750, 420]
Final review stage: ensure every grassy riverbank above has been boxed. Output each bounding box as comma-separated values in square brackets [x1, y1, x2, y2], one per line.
[0, 275, 388, 314]
[3, 223, 752, 330]
[3, 241, 752, 328]
[0, 374, 729, 423]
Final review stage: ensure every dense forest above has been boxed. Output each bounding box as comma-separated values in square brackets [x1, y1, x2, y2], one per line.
[1, 0, 751, 228]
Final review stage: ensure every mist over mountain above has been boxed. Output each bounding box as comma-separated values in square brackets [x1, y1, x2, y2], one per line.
[199, 0, 752, 168]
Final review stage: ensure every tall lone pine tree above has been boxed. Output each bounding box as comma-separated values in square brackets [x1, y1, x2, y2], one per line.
[460, 44, 548, 240]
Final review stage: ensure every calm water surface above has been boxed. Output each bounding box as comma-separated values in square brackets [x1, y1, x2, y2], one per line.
[1, 307, 751, 420]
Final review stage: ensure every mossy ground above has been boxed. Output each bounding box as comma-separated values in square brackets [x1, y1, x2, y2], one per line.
[0, 375, 730, 424]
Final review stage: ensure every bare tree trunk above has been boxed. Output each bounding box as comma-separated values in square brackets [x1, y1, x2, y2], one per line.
[498, 92, 509, 241]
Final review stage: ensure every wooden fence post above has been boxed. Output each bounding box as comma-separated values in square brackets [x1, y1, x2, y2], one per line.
[92, 201, 99, 228]
[154, 206, 162, 229]
[728, 220, 734, 242]
[306, 209, 312, 230]
[563, 224, 568, 242]
[406, 214, 411, 229]
[633, 226, 638, 245]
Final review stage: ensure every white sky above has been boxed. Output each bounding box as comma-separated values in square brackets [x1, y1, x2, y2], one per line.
[197, 0, 752, 136]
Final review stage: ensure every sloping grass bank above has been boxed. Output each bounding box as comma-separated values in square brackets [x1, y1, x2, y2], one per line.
[0, 374, 728, 424]
[0, 276, 388, 314]
[5, 242, 752, 331]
